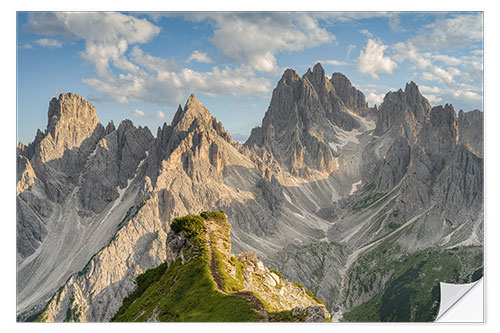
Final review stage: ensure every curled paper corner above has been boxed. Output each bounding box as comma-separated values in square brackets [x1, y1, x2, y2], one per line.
[435, 277, 483, 322]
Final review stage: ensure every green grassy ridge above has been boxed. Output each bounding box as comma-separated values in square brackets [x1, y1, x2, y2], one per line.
[111, 211, 330, 322]
[210, 234, 244, 293]
[111, 212, 262, 322]
[342, 243, 483, 322]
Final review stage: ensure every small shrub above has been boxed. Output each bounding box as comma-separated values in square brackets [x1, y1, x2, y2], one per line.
[171, 214, 206, 238]
[200, 210, 227, 222]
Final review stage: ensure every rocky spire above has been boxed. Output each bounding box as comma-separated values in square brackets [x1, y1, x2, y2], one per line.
[330, 72, 370, 115]
[374, 81, 430, 140]
[171, 93, 213, 131]
[46, 93, 99, 149]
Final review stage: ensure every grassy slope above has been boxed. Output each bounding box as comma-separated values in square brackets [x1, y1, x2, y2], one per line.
[111, 213, 262, 322]
[342, 241, 483, 322]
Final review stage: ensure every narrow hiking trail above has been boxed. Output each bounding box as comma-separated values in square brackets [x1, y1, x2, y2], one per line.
[204, 220, 269, 322]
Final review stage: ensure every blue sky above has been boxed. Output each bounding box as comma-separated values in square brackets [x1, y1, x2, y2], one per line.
[17, 11, 483, 144]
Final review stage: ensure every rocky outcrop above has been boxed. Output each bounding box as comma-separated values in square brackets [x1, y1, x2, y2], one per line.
[246, 63, 361, 177]
[458, 109, 483, 157]
[374, 82, 431, 141]
[330, 72, 370, 115]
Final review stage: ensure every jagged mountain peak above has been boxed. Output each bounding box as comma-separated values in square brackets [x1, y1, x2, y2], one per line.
[303, 62, 326, 84]
[330, 72, 369, 114]
[428, 104, 459, 136]
[405, 80, 419, 92]
[374, 81, 430, 139]
[281, 68, 301, 83]
[171, 93, 214, 131]
[47, 93, 98, 137]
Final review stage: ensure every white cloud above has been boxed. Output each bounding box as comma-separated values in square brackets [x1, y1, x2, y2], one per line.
[451, 90, 482, 102]
[412, 13, 483, 50]
[27, 12, 161, 78]
[20, 43, 33, 49]
[187, 50, 212, 64]
[34, 38, 62, 48]
[188, 13, 335, 73]
[419, 85, 441, 94]
[85, 47, 271, 105]
[392, 41, 482, 109]
[422, 94, 443, 105]
[357, 39, 398, 79]
[315, 12, 394, 23]
[26, 12, 271, 104]
[365, 92, 385, 106]
[358, 29, 374, 38]
[432, 54, 462, 66]
[132, 109, 169, 120]
[393, 42, 457, 85]
[318, 59, 348, 66]
[132, 109, 146, 117]
[156, 110, 167, 120]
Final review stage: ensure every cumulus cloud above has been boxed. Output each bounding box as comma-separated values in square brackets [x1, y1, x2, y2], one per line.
[187, 50, 212, 63]
[34, 38, 62, 48]
[26, 12, 273, 105]
[431, 54, 462, 66]
[357, 39, 398, 79]
[26, 12, 161, 78]
[84, 46, 271, 105]
[393, 42, 458, 85]
[419, 85, 441, 94]
[412, 13, 483, 50]
[392, 41, 482, 108]
[132, 109, 146, 117]
[422, 94, 443, 105]
[187, 13, 335, 73]
[365, 92, 385, 106]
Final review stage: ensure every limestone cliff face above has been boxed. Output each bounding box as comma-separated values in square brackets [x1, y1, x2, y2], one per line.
[458, 109, 483, 156]
[44, 93, 100, 160]
[246, 63, 370, 177]
[374, 82, 431, 141]
[330, 72, 370, 115]
[16, 94, 155, 319]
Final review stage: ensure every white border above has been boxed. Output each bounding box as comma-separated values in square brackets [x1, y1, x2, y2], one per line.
[3, 1, 499, 332]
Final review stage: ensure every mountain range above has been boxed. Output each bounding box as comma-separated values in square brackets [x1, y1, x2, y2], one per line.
[16, 62, 483, 322]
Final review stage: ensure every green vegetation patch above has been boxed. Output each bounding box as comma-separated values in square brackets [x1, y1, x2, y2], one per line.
[111, 212, 262, 322]
[293, 282, 304, 289]
[211, 234, 244, 292]
[229, 256, 245, 282]
[343, 245, 483, 322]
[171, 214, 206, 238]
[200, 210, 227, 222]
[352, 192, 388, 211]
[270, 269, 284, 280]
[269, 309, 307, 322]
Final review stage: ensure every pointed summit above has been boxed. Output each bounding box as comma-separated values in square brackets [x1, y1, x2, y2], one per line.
[374, 81, 431, 140]
[32, 92, 100, 162]
[303, 62, 326, 88]
[46, 93, 99, 140]
[171, 93, 214, 131]
[330, 72, 369, 114]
